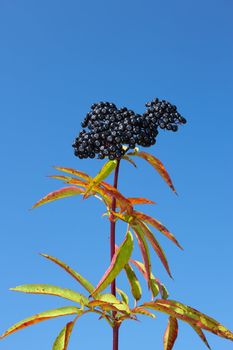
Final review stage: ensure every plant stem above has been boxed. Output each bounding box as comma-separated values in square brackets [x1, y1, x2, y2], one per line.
[110, 159, 121, 350]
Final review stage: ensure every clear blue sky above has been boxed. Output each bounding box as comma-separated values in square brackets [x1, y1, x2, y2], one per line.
[1, 0, 233, 349]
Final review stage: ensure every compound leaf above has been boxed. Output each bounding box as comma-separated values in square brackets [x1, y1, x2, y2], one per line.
[53, 166, 91, 182]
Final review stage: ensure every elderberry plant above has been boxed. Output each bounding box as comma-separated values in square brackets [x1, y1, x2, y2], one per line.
[1, 98, 232, 350]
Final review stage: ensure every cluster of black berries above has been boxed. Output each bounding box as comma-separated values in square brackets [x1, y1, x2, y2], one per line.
[144, 98, 186, 132]
[72, 98, 186, 160]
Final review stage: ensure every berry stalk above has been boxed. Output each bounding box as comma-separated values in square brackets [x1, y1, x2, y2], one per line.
[110, 159, 121, 350]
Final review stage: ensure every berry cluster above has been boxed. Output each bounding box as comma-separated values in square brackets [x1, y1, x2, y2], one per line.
[72, 98, 186, 160]
[144, 98, 186, 132]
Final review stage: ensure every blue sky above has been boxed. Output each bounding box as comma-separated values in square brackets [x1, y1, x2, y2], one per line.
[0, 0, 233, 349]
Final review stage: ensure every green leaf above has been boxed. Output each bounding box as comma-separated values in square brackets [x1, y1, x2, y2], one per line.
[0, 306, 82, 339]
[133, 210, 182, 249]
[116, 288, 129, 305]
[135, 221, 172, 278]
[40, 254, 95, 294]
[127, 150, 177, 193]
[143, 299, 233, 341]
[52, 320, 75, 350]
[32, 187, 84, 209]
[84, 160, 118, 198]
[97, 294, 130, 313]
[53, 166, 91, 182]
[92, 231, 134, 297]
[124, 263, 142, 301]
[10, 284, 89, 306]
[164, 317, 178, 350]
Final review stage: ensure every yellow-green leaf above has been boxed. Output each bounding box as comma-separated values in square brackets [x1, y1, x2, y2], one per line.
[132, 307, 156, 319]
[84, 160, 118, 198]
[53, 166, 91, 182]
[116, 288, 129, 305]
[40, 254, 95, 294]
[10, 284, 89, 306]
[164, 317, 178, 350]
[52, 320, 75, 350]
[0, 306, 81, 339]
[32, 187, 84, 209]
[92, 231, 134, 297]
[124, 263, 142, 301]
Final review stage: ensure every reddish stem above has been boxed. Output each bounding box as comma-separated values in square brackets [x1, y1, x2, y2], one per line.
[110, 159, 121, 350]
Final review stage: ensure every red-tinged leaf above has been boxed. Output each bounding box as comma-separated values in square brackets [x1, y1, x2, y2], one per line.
[164, 317, 178, 350]
[190, 324, 211, 349]
[53, 166, 91, 182]
[52, 320, 75, 350]
[131, 222, 151, 285]
[124, 263, 142, 301]
[130, 259, 167, 299]
[0, 306, 82, 339]
[122, 155, 137, 168]
[92, 231, 134, 297]
[143, 299, 233, 341]
[101, 182, 133, 214]
[127, 150, 176, 193]
[84, 160, 118, 198]
[40, 254, 95, 294]
[49, 175, 88, 188]
[132, 307, 156, 318]
[134, 211, 182, 249]
[32, 187, 84, 209]
[10, 284, 89, 306]
[128, 198, 156, 205]
[135, 220, 172, 278]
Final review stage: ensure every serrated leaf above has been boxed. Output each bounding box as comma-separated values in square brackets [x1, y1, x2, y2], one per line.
[52, 320, 75, 350]
[128, 198, 156, 205]
[127, 150, 176, 193]
[134, 211, 182, 249]
[0, 306, 81, 339]
[10, 284, 89, 306]
[40, 254, 95, 294]
[143, 299, 233, 341]
[164, 317, 178, 350]
[135, 221, 172, 278]
[53, 166, 91, 182]
[84, 160, 118, 198]
[116, 288, 129, 305]
[92, 231, 134, 297]
[32, 187, 84, 209]
[132, 307, 156, 318]
[124, 263, 142, 301]
[131, 222, 151, 284]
